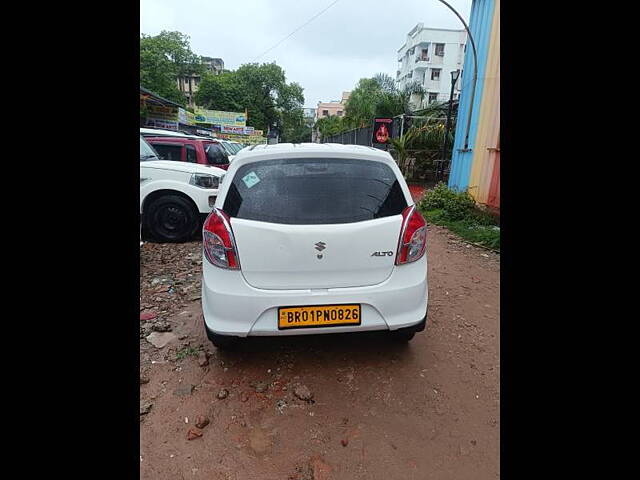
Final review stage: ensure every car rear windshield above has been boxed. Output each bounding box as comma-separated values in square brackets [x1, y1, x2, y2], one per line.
[223, 157, 407, 224]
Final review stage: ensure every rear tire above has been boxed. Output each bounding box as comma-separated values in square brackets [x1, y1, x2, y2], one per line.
[391, 330, 415, 343]
[144, 195, 199, 243]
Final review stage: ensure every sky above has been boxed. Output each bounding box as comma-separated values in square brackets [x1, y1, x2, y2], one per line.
[140, 0, 472, 109]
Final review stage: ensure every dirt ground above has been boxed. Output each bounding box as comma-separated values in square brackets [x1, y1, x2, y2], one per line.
[139, 224, 500, 480]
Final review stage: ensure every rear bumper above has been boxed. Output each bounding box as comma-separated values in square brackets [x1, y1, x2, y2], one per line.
[201, 254, 427, 337]
[203, 313, 427, 341]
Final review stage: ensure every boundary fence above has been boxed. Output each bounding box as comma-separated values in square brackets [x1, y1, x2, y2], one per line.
[320, 114, 456, 183]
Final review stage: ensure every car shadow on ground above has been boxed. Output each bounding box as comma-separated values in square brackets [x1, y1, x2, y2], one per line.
[209, 329, 424, 369]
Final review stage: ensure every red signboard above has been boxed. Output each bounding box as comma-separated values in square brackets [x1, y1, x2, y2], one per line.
[372, 118, 393, 144]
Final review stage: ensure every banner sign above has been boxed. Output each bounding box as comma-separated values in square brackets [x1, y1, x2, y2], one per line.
[372, 118, 393, 144]
[216, 132, 266, 145]
[194, 109, 246, 126]
[214, 125, 258, 135]
[178, 108, 196, 126]
[221, 125, 246, 135]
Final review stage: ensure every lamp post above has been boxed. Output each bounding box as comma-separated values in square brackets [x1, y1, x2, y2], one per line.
[435, 0, 478, 152]
[437, 69, 460, 182]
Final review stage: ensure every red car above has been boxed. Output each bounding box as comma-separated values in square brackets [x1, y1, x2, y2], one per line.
[145, 136, 231, 170]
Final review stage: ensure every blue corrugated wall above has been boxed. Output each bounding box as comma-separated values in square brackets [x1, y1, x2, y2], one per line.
[448, 0, 495, 191]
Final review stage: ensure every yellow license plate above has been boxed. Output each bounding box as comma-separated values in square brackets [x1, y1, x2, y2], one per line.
[278, 304, 361, 330]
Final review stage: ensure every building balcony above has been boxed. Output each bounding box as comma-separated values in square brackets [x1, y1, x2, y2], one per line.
[424, 79, 441, 90]
[413, 59, 430, 70]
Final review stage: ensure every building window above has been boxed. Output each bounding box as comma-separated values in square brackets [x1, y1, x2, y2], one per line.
[428, 93, 438, 104]
[337, 111, 343, 116]
[431, 69, 441, 81]
[435, 43, 445, 56]
[323, 110, 329, 117]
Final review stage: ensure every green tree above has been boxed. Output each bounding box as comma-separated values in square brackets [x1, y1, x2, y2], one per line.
[140, 31, 204, 106]
[371, 73, 425, 118]
[195, 62, 305, 134]
[281, 109, 312, 143]
[316, 116, 344, 139]
[340, 73, 426, 134]
[342, 78, 381, 129]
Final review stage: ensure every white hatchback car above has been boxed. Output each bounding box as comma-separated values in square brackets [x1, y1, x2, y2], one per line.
[201, 143, 428, 348]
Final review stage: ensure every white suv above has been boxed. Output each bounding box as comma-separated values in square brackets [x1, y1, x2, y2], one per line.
[201, 143, 428, 348]
[140, 136, 225, 242]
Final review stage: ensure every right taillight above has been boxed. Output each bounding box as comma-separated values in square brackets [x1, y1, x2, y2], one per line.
[396, 205, 427, 265]
[202, 208, 240, 269]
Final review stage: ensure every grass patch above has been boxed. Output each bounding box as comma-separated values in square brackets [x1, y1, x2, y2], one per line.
[175, 346, 199, 360]
[418, 183, 500, 251]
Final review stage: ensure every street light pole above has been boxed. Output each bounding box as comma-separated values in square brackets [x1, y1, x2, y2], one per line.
[435, 0, 478, 151]
[437, 69, 460, 182]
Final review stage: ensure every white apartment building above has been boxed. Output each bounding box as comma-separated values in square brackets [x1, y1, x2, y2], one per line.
[396, 24, 466, 109]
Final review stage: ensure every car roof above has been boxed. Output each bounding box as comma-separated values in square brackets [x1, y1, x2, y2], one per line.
[145, 136, 220, 144]
[235, 142, 391, 161]
[140, 127, 189, 137]
[140, 128, 218, 141]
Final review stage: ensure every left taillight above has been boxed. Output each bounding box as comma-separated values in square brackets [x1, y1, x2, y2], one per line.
[202, 208, 240, 269]
[395, 205, 427, 265]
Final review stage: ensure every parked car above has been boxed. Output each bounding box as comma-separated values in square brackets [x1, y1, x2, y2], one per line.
[145, 136, 231, 170]
[140, 136, 225, 242]
[140, 127, 190, 138]
[201, 143, 428, 349]
[219, 140, 241, 160]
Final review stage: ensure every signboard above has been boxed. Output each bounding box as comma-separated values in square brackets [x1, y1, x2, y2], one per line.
[372, 118, 393, 144]
[194, 109, 246, 126]
[216, 132, 266, 145]
[178, 108, 196, 126]
[219, 125, 257, 135]
[221, 125, 246, 135]
[147, 105, 179, 122]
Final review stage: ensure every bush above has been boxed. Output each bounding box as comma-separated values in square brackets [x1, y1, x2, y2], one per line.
[420, 183, 476, 220]
[422, 208, 500, 251]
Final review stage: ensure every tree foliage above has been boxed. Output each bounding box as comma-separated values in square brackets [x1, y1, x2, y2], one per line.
[316, 116, 344, 138]
[340, 73, 426, 131]
[140, 31, 204, 106]
[195, 62, 304, 134]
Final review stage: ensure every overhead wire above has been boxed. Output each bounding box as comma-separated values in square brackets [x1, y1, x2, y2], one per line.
[251, 0, 341, 62]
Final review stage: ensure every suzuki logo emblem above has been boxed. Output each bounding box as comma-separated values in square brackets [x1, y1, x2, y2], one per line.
[314, 242, 326, 252]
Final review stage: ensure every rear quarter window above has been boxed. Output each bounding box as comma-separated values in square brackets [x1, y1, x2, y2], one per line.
[223, 157, 407, 224]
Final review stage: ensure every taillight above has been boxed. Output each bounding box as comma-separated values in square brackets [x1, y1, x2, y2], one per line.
[396, 205, 427, 265]
[202, 208, 240, 269]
